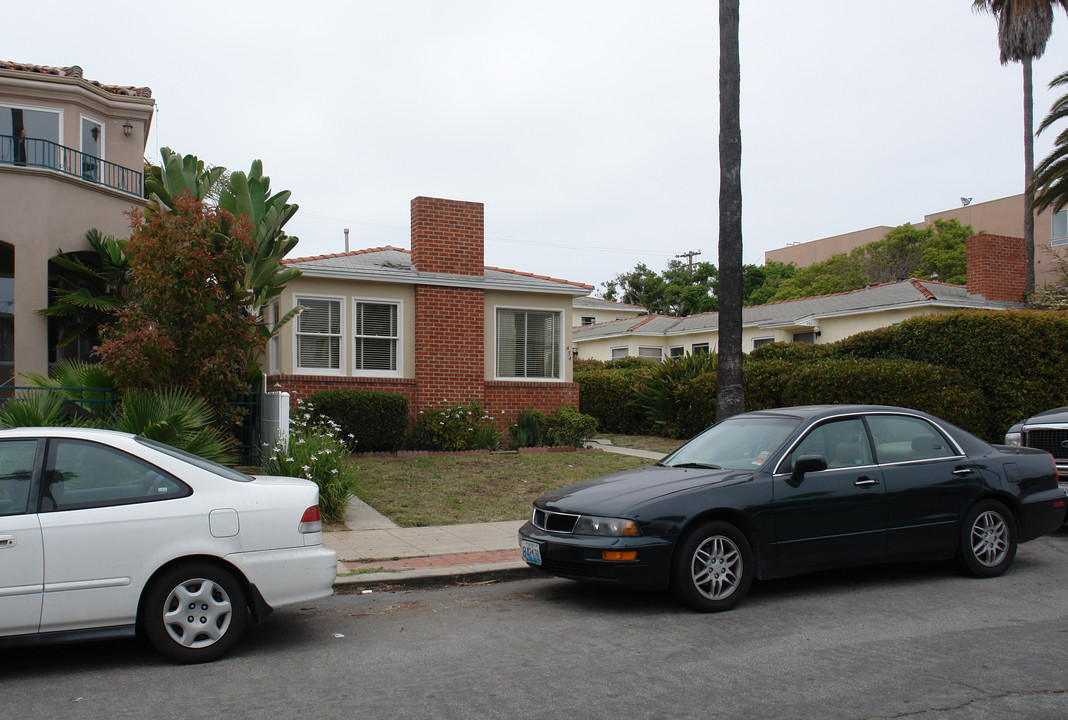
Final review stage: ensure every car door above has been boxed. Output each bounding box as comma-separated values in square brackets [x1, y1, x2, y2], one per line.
[772, 417, 886, 572]
[37, 438, 192, 633]
[0, 439, 44, 637]
[867, 413, 977, 555]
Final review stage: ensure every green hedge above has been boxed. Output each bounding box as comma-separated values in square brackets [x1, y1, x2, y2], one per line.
[305, 389, 409, 452]
[576, 368, 652, 434]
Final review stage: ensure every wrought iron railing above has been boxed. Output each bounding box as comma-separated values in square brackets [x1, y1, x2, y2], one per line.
[0, 134, 143, 197]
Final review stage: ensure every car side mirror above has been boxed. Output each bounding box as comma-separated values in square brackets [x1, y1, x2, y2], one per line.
[790, 454, 828, 486]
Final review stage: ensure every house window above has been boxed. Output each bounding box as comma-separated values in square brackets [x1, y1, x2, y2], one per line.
[496, 308, 561, 379]
[692, 343, 710, 355]
[610, 347, 629, 360]
[1, 104, 60, 166]
[295, 296, 341, 371]
[753, 337, 774, 350]
[80, 116, 103, 182]
[1053, 209, 1068, 246]
[793, 331, 815, 344]
[580, 315, 596, 326]
[669, 346, 685, 359]
[354, 299, 399, 373]
[638, 346, 663, 361]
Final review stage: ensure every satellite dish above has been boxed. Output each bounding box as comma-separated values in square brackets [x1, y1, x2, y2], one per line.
[961, 197, 972, 207]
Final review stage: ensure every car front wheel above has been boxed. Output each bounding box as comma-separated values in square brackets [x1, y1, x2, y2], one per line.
[958, 500, 1017, 578]
[142, 562, 248, 663]
[671, 521, 753, 612]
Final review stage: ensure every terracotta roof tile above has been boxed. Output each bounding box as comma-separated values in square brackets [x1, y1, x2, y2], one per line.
[0, 61, 151, 98]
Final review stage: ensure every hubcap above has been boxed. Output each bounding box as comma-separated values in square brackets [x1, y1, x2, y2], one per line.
[691, 535, 742, 600]
[970, 510, 1009, 567]
[162, 578, 233, 648]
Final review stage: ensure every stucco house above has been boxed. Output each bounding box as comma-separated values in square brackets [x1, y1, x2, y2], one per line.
[265, 196, 592, 427]
[576, 233, 1026, 361]
[0, 61, 153, 385]
[572, 296, 646, 326]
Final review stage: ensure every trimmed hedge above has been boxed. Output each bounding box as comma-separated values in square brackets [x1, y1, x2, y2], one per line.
[576, 368, 652, 434]
[305, 389, 409, 452]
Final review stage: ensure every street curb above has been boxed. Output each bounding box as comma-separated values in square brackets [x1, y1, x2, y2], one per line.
[332, 561, 539, 592]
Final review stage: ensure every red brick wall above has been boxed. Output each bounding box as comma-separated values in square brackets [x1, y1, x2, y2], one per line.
[410, 196, 484, 276]
[414, 284, 485, 413]
[485, 380, 581, 429]
[966, 233, 1027, 303]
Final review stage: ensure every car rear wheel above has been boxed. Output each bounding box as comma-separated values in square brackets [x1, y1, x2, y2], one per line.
[142, 562, 248, 663]
[671, 521, 753, 612]
[958, 500, 1017, 578]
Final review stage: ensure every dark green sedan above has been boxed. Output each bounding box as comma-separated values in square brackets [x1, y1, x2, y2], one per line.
[519, 405, 1066, 612]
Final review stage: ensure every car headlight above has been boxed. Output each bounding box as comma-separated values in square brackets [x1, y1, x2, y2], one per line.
[1004, 431, 1021, 447]
[573, 515, 639, 537]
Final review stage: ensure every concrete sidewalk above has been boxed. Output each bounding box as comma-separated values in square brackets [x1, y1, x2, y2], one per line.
[324, 442, 666, 588]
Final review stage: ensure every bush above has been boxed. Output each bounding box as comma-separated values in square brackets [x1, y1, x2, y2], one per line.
[778, 357, 988, 436]
[576, 367, 652, 434]
[305, 389, 408, 452]
[749, 341, 833, 362]
[406, 400, 500, 451]
[604, 356, 659, 370]
[544, 405, 599, 447]
[511, 408, 550, 448]
[261, 401, 357, 524]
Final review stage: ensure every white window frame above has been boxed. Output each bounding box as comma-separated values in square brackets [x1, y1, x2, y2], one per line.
[1, 103, 63, 167]
[79, 113, 104, 159]
[294, 293, 345, 375]
[752, 336, 775, 350]
[1053, 208, 1068, 246]
[638, 346, 663, 361]
[352, 297, 402, 377]
[610, 346, 630, 360]
[668, 345, 685, 359]
[494, 305, 565, 381]
[692, 343, 710, 355]
[580, 315, 596, 326]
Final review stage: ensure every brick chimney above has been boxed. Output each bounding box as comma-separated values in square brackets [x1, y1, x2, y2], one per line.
[410, 196, 484, 276]
[966, 233, 1027, 303]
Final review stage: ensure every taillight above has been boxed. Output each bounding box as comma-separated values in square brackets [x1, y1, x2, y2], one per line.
[299, 505, 322, 534]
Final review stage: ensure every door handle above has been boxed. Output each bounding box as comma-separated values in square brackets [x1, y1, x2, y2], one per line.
[0, 534, 15, 549]
[952, 467, 973, 476]
[854, 477, 880, 487]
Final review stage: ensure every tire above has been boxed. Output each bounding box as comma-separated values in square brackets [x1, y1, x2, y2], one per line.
[671, 521, 753, 612]
[142, 562, 248, 664]
[958, 500, 1017, 578]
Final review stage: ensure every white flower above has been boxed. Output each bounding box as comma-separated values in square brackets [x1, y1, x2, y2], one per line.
[286, 457, 295, 462]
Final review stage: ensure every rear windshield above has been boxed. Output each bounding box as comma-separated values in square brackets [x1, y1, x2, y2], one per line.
[136, 437, 253, 483]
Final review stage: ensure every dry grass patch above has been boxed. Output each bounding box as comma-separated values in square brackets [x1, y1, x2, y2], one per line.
[348, 450, 651, 527]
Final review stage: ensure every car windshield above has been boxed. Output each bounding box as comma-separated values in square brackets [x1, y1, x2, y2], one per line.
[661, 415, 800, 471]
[136, 437, 253, 482]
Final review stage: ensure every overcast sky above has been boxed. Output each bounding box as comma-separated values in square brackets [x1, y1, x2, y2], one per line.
[9, 1, 1068, 293]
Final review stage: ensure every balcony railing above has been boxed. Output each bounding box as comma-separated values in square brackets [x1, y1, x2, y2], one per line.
[0, 134, 143, 197]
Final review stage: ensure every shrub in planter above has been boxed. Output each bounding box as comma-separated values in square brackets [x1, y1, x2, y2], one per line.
[406, 400, 500, 451]
[544, 405, 599, 447]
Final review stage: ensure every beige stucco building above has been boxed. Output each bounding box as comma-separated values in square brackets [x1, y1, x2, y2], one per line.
[572, 296, 646, 326]
[765, 194, 1065, 288]
[0, 61, 153, 384]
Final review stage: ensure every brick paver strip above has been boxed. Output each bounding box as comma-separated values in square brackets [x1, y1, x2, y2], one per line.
[343, 549, 522, 572]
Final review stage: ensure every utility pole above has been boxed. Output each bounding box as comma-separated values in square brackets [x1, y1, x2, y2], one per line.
[675, 250, 702, 269]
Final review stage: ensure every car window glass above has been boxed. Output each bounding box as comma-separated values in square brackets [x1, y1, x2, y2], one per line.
[664, 416, 800, 470]
[0, 439, 38, 516]
[43, 439, 189, 511]
[867, 415, 955, 463]
[790, 418, 872, 470]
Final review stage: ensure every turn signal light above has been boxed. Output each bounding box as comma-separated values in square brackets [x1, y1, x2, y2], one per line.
[602, 550, 638, 562]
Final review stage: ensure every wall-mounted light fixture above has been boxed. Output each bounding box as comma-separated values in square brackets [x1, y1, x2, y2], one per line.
[122, 120, 133, 137]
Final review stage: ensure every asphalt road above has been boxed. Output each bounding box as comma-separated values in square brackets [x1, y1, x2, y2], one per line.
[7, 533, 1068, 720]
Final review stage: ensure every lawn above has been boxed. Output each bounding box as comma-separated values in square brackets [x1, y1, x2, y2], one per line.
[348, 449, 653, 527]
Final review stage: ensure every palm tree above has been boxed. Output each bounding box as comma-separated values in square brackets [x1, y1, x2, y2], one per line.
[716, 0, 744, 421]
[973, 0, 1068, 296]
[1033, 70, 1068, 214]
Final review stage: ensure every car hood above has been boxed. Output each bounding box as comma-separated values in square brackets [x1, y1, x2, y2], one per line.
[536, 464, 753, 517]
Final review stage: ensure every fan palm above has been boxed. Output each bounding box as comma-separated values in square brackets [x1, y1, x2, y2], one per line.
[973, 0, 1068, 296]
[1033, 70, 1068, 213]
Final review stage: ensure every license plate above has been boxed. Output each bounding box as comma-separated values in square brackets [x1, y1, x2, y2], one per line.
[521, 539, 542, 566]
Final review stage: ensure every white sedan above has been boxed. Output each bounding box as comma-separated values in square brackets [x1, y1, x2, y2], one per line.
[0, 427, 337, 663]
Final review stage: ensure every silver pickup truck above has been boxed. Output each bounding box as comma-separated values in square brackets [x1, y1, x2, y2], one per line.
[1005, 406, 1068, 489]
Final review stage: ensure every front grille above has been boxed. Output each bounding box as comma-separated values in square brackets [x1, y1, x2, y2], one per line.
[1025, 428, 1068, 460]
[532, 508, 580, 533]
